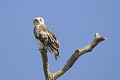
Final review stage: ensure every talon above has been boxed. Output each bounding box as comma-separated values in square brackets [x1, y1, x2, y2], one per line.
[38, 48, 41, 51]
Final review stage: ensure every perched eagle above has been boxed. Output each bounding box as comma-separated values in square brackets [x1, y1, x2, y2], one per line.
[33, 17, 59, 60]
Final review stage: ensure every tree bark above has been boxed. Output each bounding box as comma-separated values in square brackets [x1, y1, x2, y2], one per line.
[39, 33, 106, 80]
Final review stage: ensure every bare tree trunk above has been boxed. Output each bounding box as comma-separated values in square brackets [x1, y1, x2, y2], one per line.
[39, 33, 106, 80]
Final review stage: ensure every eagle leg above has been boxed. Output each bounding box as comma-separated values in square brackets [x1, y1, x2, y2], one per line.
[38, 48, 47, 52]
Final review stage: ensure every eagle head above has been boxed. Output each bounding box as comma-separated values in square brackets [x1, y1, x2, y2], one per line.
[33, 17, 44, 26]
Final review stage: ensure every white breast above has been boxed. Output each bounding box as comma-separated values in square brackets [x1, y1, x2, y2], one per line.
[36, 39, 52, 52]
[36, 39, 44, 49]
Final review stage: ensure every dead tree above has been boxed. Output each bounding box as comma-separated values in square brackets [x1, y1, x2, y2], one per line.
[39, 32, 106, 80]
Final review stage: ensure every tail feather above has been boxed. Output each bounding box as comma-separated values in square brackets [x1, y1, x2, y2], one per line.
[50, 47, 59, 60]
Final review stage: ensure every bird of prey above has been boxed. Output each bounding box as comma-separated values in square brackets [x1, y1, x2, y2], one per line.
[33, 17, 60, 60]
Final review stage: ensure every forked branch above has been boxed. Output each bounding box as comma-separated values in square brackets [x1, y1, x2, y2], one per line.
[40, 33, 106, 80]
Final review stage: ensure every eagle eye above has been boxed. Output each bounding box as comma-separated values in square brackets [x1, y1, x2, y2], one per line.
[40, 19, 42, 21]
